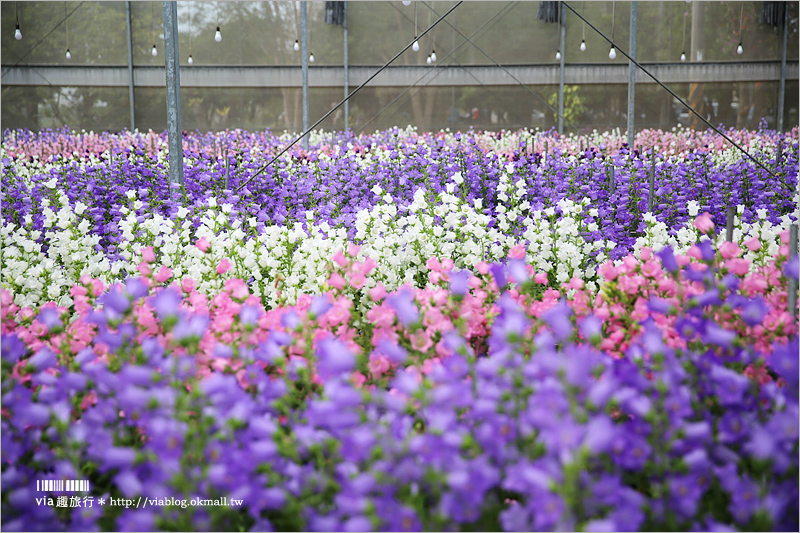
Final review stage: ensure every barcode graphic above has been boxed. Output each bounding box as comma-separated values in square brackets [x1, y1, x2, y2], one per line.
[37, 479, 90, 492]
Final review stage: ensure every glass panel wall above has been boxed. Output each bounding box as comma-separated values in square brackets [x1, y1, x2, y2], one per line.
[2, 2, 797, 133]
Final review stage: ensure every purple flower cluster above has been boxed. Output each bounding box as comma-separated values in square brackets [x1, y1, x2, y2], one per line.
[2, 128, 797, 264]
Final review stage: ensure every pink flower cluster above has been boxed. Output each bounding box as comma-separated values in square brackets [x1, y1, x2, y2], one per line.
[2, 218, 797, 399]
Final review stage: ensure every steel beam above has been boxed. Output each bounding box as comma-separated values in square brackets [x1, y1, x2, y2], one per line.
[3, 62, 796, 88]
[301, 1, 309, 150]
[162, 1, 183, 186]
[627, 1, 637, 148]
[778, 4, 788, 134]
[558, 1, 565, 135]
[126, 1, 135, 131]
[343, 1, 349, 130]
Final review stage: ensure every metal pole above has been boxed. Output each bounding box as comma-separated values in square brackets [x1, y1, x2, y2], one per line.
[126, 1, 135, 131]
[162, 1, 183, 186]
[725, 206, 735, 242]
[790, 224, 798, 321]
[648, 148, 655, 213]
[343, 1, 349, 131]
[301, 1, 309, 151]
[627, 1, 637, 148]
[778, 3, 788, 134]
[558, 2, 565, 136]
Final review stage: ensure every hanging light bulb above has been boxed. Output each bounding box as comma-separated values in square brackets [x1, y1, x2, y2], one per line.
[555, 49, 561, 61]
[580, 39, 586, 52]
[412, 39, 420, 52]
[430, 49, 436, 61]
[293, 39, 300, 51]
[151, 44, 158, 57]
[402, 0, 411, 5]
[426, 55, 431, 64]
[737, 42, 743, 54]
[65, 48, 71, 59]
[215, 26, 222, 42]
[309, 51, 315, 62]
[680, 51, 686, 61]
[608, 46, 616, 59]
[188, 54, 193, 64]
[14, 3, 22, 40]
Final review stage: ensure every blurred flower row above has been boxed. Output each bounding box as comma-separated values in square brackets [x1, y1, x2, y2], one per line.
[2, 220, 798, 531]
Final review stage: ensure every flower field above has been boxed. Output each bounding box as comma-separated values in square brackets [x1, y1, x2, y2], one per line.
[2, 126, 799, 532]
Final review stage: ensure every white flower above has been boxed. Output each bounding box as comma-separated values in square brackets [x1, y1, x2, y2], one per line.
[452, 172, 464, 185]
[208, 197, 218, 208]
[371, 184, 383, 196]
[126, 190, 136, 200]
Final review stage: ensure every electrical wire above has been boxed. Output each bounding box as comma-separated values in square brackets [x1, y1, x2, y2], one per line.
[581, 1, 585, 43]
[562, 1, 777, 180]
[64, 2, 69, 55]
[739, 2, 744, 42]
[682, 9, 687, 55]
[236, 1, 464, 193]
[611, 1, 615, 44]
[414, 2, 418, 42]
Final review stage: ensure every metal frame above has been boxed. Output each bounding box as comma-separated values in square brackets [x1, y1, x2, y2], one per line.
[627, 1, 637, 147]
[4, 62, 794, 88]
[162, 1, 183, 186]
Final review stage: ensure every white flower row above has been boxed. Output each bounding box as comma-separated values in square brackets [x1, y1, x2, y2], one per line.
[2, 173, 792, 312]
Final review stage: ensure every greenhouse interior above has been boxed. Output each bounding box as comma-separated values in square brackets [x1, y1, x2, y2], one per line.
[2, 1, 800, 533]
[2, 0, 798, 133]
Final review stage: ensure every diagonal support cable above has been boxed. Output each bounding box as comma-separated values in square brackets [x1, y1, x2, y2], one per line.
[356, 2, 517, 135]
[423, 1, 581, 135]
[237, 1, 463, 193]
[562, 1, 777, 179]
